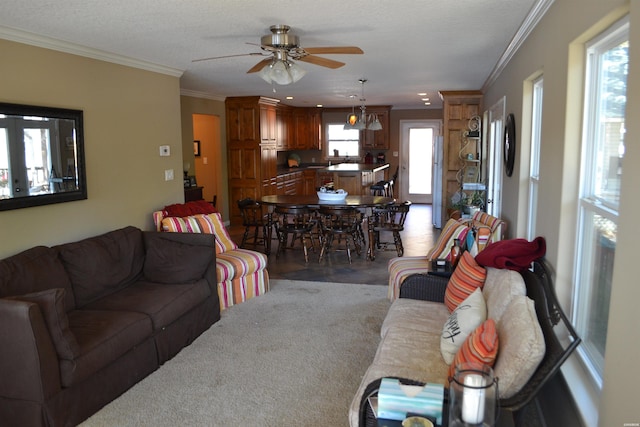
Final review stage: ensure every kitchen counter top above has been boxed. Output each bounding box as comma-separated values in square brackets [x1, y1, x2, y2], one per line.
[323, 163, 390, 173]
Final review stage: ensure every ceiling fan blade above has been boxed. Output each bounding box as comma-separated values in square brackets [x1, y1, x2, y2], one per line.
[247, 58, 273, 73]
[297, 55, 345, 69]
[192, 52, 264, 63]
[303, 46, 363, 55]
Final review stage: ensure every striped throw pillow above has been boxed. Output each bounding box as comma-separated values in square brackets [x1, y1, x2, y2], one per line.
[161, 213, 238, 254]
[426, 218, 470, 261]
[202, 212, 238, 254]
[448, 318, 499, 381]
[445, 251, 487, 312]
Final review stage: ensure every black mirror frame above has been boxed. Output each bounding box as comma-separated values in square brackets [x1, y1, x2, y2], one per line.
[0, 102, 87, 211]
[504, 113, 516, 177]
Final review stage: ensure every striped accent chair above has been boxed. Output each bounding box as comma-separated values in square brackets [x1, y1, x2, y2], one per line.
[387, 213, 506, 302]
[153, 210, 269, 310]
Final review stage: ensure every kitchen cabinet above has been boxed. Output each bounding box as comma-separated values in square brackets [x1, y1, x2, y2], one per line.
[226, 96, 280, 224]
[361, 106, 390, 150]
[303, 170, 317, 195]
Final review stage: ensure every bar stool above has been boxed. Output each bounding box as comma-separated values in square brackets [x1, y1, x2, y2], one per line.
[370, 180, 389, 196]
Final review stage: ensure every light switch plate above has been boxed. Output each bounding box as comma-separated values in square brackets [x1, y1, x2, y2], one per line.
[164, 169, 174, 181]
[159, 145, 170, 156]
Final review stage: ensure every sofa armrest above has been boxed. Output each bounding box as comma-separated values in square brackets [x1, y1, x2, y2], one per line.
[398, 273, 448, 302]
[0, 299, 61, 402]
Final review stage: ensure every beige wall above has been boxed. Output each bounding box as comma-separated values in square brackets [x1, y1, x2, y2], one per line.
[0, 39, 184, 259]
[179, 95, 228, 219]
[483, 0, 638, 424]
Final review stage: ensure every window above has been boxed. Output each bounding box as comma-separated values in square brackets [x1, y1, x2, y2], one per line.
[326, 124, 360, 160]
[527, 76, 543, 240]
[574, 16, 628, 386]
[0, 115, 55, 198]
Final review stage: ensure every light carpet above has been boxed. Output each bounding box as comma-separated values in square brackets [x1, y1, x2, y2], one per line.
[80, 279, 390, 427]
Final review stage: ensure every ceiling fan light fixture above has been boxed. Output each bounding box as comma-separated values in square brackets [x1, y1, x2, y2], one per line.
[259, 58, 305, 85]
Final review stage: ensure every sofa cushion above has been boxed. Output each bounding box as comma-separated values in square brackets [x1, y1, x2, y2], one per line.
[205, 213, 238, 254]
[56, 226, 145, 307]
[494, 296, 545, 399]
[448, 318, 499, 381]
[143, 234, 213, 284]
[61, 309, 153, 387]
[380, 298, 450, 338]
[483, 267, 526, 322]
[7, 288, 80, 360]
[83, 280, 211, 331]
[444, 252, 486, 312]
[426, 219, 470, 261]
[0, 245, 76, 311]
[441, 288, 487, 364]
[216, 249, 268, 282]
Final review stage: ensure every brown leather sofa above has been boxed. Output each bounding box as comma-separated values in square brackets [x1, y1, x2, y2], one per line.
[0, 226, 220, 427]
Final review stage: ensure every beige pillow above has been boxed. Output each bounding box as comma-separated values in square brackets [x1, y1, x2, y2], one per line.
[494, 296, 545, 399]
[483, 267, 526, 322]
[440, 288, 487, 364]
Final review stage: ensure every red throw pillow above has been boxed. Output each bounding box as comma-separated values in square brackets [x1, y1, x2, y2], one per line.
[448, 318, 499, 381]
[163, 200, 216, 217]
[444, 251, 487, 312]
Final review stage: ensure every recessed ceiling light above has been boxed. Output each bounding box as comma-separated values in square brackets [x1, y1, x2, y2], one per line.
[421, 98, 430, 101]
[424, 102, 431, 106]
[316, 104, 323, 108]
[417, 92, 428, 96]
[286, 96, 294, 100]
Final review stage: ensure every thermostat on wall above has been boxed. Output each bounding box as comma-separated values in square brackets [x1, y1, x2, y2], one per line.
[159, 145, 170, 156]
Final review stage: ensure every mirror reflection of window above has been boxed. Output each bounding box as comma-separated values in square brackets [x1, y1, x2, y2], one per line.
[0, 103, 85, 211]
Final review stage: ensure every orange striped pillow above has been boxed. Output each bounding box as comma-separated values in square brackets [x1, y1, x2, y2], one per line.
[161, 216, 204, 233]
[448, 318, 499, 381]
[445, 251, 487, 312]
[201, 213, 238, 254]
[426, 218, 470, 261]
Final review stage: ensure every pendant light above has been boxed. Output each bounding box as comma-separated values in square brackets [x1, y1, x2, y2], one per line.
[343, 79, 382, 131]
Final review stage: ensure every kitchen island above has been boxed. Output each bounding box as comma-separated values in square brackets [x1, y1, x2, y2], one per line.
[320, 163, 390, 196]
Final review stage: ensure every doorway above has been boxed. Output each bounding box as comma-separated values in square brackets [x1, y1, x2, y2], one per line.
[399, 120, 442, 204]
[486, 98, 505, 218]
[192, 114, 221, 205]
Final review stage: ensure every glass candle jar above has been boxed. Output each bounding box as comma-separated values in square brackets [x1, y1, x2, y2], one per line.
[448, 362, 498, 427]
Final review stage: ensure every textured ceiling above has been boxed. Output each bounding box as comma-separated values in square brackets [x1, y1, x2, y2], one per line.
[0, 0, 538, 109]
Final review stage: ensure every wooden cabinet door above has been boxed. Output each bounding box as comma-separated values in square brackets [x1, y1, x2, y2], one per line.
[362, 107, 390, 150]
[303, 170, 317, 195]
[260, 105, 277, 144]
[226, 102, 258, 145]
[261, 144, 277, 196]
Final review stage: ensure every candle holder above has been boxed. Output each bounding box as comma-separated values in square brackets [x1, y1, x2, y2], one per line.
[448, 362, 498, 427]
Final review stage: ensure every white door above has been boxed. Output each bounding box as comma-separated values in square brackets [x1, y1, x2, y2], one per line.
[486, 98, 505, 218]
[399, 120, 442, 204]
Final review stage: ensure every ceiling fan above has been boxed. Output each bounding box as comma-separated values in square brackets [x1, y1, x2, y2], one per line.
[193, 25, 363, 84]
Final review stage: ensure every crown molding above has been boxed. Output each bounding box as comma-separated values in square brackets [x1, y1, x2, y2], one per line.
[0, 25, 183, 78]
[180, 89, 226, 102]
[483, 0, 555, 91]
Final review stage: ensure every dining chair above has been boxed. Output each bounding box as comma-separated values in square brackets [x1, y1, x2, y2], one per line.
[367, 200, 412, 260]
[317, 205, 363, 264]
[274, 205, 318, 263]
[237, 198, 268, 250]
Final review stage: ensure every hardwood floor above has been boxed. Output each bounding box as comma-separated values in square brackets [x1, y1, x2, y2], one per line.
[227, 204, 440, 286]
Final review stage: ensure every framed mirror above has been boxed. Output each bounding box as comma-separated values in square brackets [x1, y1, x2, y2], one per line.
[0, 102, 87, 211]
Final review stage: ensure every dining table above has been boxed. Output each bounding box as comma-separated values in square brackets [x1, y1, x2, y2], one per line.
[260, 194, 396, 258]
